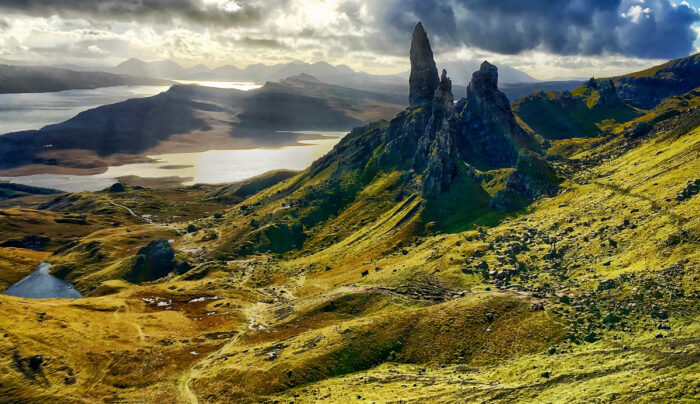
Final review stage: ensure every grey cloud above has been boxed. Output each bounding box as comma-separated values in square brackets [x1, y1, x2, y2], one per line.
[240, 37, 284, 49]
[374, 0, 700, 59]
[0, 0, 267, 26]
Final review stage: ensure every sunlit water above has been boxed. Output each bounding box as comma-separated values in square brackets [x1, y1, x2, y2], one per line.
[174, 80, 262, 91]
[0, 132, 347, 193]
[0, 85, 170, 134]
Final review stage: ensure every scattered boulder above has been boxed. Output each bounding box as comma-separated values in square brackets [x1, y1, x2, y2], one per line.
[584, 332, 598, 343]
[675, 179, 699, 201]
[107, 182, 126, 193]
[28, 354, 44, 371]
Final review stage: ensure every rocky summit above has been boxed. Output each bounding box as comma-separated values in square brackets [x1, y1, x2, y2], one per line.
[380, 23, 555, 201]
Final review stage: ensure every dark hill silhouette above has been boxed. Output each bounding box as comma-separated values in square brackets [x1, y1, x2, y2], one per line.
[0, 64, 169, 94]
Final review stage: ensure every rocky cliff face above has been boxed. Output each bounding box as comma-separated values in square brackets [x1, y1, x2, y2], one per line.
[596, 79, 619, 105]
[276, 22, 558, 228]
[614, 53, 700, 109]
[414, 69, 460, 196]
[455, 61, 539, 169]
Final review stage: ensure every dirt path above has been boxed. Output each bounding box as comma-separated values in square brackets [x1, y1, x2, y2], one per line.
[108, 199, 153, 224]
[112, 304, 145, 344]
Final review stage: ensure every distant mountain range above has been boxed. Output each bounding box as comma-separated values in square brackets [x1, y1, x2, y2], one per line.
[0, 65, 169, 94]
[54, 57, 538, 87]
[47, 58, 592, 103]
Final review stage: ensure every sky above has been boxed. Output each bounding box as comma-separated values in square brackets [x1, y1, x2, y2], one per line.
[0, 0, 698, 80]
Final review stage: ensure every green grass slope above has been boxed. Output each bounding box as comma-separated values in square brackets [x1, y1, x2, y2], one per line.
[513, 80, 642, 140]
[0, 63, 697, 403]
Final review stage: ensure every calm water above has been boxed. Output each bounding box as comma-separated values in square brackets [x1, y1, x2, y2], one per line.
[0, 85, 170, 134]
[174, 80, 262, 91]
[3, 262, 82, 299]
[0, 83, 339, 193]
[0, 133, 347, 193]
[0, 81, 261, 135]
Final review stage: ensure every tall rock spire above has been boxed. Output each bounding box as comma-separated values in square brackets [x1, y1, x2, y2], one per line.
[409, 22, 439, 107]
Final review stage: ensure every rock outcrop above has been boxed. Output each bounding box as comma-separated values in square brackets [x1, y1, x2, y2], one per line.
[597, 79, 619, 105]
[455, 61, 539, 169]
[490, 150, 561, 212]
[125, 239, 177, 283]
[409, 22, 440, 107]
[415, 69, 459, 197]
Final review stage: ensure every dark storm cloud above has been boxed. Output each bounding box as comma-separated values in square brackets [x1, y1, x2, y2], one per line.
[240, 37, 284, 48]
[376, 0, 700, 59]
[0, 0, 266, 26]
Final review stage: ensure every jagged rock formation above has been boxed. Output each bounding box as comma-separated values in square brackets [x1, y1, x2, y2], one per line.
[409, 22, 440, 107]
[304, 22, 557, 205]
[456, 61, 540, 169]
[414, 69, 460, 196]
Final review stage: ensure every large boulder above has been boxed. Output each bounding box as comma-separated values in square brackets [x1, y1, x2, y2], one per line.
[124, 239, 176, 284]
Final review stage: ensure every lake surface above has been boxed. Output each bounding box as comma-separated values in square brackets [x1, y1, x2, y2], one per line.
[0, 81, 261, 135]
[3, 262, 82, 299]
[0, 132, 347, 193]
[0, 85, 170, 134]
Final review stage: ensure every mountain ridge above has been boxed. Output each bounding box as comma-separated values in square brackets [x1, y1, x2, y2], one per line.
[0, 64, 169, 94]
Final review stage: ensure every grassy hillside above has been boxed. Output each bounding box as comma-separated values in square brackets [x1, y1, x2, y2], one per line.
[0, 80, 697, 402]
[612, 53, 700, 109]
[513, 80, 642, 140]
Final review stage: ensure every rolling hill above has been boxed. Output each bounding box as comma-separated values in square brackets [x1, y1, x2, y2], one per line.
[0, 75, 404, 171]
[513, 78, 643, 140]
[612, 52, 700, 109]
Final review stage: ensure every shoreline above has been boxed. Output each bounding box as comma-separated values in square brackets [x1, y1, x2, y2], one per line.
[0, 131, 346, 178]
